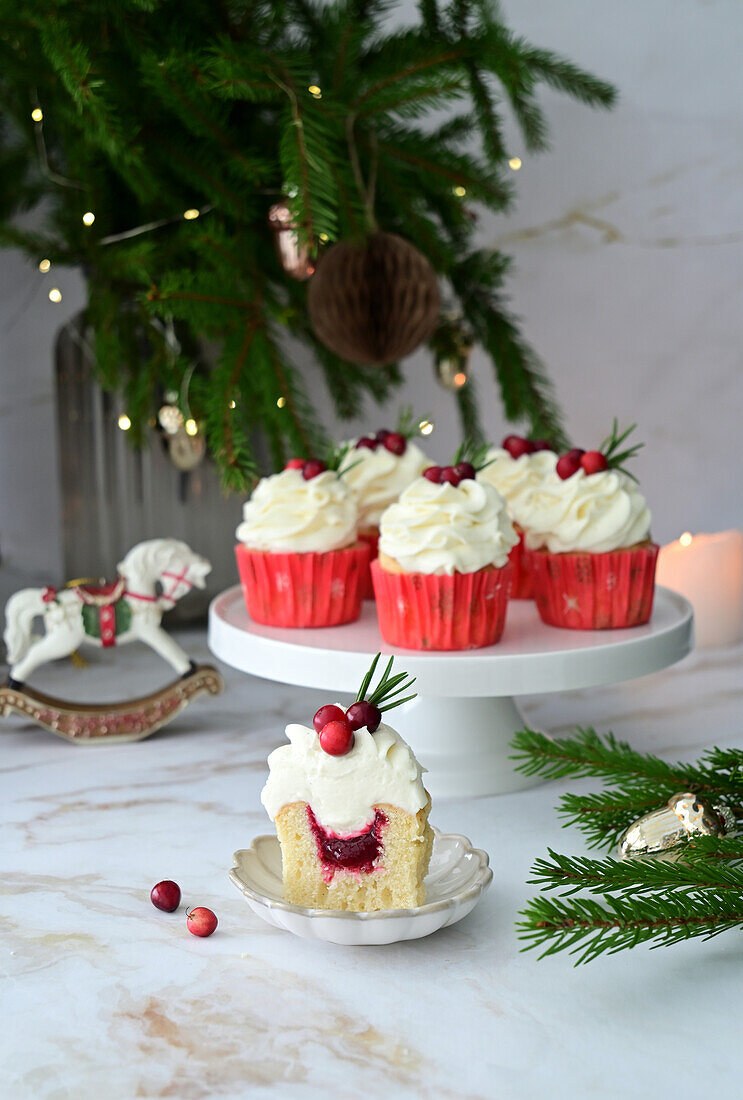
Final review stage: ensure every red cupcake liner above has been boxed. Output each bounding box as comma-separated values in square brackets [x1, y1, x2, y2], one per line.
[371, 560, 512, 650]
[508, 528, 535, 600]
[531, 543, 659, 630]
[235, 542, 370, 628]
[358, 529, 380, 600]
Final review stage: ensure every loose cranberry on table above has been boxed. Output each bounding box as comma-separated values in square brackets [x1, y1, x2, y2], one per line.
[302, 459, 326, 480]
[186, 907, 218, 937]
[318, 718, 354, 756]
[150, 880, 181, 912]
[346, 700, 382, 733]
[313, 703, 346, 733]
[580, 450, 609, 475]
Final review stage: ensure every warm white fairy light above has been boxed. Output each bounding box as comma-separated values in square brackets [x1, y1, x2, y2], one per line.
[308, 85, 322, 98]
[276, 396, 286, 409]
[48, 287, 62, 303]
[183, 208, 200, 221]
[319, 233, 329, 243]
[229, 399, 236, 409]
[31, 107, 43, 122]
[418, 419, 434, 435]
[82, 211, 96, 226]
[118, 414, 132, 431]
[680, 531, 693, 547]
[509, 157, 522, 171]
[453, 372, 467, 387]
[453, 185, 466, 197]
[184, 418, 198, 436]
[39, 258, 51, 273]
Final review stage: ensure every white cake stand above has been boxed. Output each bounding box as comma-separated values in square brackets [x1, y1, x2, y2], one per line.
[208, 585, 693, 798]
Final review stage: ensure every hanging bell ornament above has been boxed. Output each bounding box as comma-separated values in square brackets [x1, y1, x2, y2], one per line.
[268, 202, 315, 281]
[618, 792, 737, 860]
[166, 427, 206, 472]
[431, 316, 472, 391]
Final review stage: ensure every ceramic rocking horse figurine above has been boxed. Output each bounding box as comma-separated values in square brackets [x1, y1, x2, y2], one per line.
[1, 539, 224, 744]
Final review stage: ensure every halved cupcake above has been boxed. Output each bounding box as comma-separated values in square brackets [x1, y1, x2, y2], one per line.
[339, 409, 430, 597]
[372, 444, 518, 650]
[478, 436, 557, 599]
[261, 655, 433, 911]
[526, 422, 658, 629]
[235, 450, 369, 628]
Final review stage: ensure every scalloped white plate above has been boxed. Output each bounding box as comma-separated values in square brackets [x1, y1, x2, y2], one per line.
[229, 830, 492, 945]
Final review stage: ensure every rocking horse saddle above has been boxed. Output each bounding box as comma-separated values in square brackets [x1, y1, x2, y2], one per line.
[73, 576, 127, 606]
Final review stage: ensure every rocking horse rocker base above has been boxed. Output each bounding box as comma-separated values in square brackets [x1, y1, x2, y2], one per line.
[0, 664, 224, 744]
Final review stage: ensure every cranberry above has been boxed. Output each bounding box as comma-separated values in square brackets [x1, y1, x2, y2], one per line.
[375, 429, 391, 442]
[502, 435, 534, 459]
[581, 450, 609, 475]
[302, 459, 326, 480]
[440, 466, 462, 486]
[383, 431, 406, 456]
[356, 436, 378, 450]
[567, 448, 585, 460]
[313, 704, 346, 733]
[556, 452, 582, 480]
[530, 440, 552, 452]
[285, 458, 305, 470]
[346, 700, 382, 732]
[319, 718, 354, 756]
[423, 466, 442, 483]
[150, 880, 181, 912]
[186, 907, 218, 937]
[453, 461, 476, 481]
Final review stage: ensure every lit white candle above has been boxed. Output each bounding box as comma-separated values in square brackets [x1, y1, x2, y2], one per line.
[657, 530, 743, 648]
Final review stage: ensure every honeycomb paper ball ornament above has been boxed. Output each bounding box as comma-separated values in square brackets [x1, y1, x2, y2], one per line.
[307, 232, 440, 365]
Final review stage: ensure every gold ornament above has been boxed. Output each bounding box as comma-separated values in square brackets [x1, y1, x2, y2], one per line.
[268, 201, 315, 281]
[307, 232, 440, 366]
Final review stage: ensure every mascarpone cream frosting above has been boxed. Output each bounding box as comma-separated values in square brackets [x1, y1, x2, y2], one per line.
[479, 448, 557, 528]
[261, 716, 428, 832]
[521, 469, 651, 554]
[378, 476, 518, 575]
[236, 468, 358, 553]
[339, 440, 429, 528]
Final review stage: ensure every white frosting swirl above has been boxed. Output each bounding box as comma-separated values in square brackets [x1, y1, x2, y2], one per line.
[339, 440, 429, 528]
[479, 448, 557, 528]
[236, 468, 358, 553]
[378, 476, 517, 575]
[521, 469, 651, 553]
[261, 716, 428, 832]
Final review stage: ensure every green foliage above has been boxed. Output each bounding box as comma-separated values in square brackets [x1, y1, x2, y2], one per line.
[0, 0, 615, 485]
[512, 728, 743, 962]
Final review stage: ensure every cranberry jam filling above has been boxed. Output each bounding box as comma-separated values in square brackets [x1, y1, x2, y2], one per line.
[307, 806, 388, 880]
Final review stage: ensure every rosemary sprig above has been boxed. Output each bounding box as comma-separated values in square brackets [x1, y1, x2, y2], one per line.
[452, 438, 494, 472]
[599, 419, 644, 482]
[356, 652, 417, 712]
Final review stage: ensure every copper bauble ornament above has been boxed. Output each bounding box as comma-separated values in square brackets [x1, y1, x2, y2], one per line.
[268, 202, 315, 281]
[307, 232, 440, 365]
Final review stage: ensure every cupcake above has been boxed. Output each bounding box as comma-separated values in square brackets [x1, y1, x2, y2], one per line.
[371, 446, 518, 650]
[525, 422, 658, 629]
[339, 411, 429, 597]
[261, 655, 433, 911]
[478, 435, 557, 599]
[235, 452, 369, 628]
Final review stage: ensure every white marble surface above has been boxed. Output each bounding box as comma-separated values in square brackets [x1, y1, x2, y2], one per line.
[3, 628, 743, 1098]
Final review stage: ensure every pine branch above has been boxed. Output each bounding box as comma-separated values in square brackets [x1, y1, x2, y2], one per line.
[530, 848, 743, 898]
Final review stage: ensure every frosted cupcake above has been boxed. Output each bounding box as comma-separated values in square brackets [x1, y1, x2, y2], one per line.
[235, 453, 369, 627]
[371, 446, 518, 650]
[339, 410, 429, 597]
[479, 435, 557, 599]
[524, 423, 658, 629]
[261, 655, 433, 911]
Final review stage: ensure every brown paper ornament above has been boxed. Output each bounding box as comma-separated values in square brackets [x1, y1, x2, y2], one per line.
[307, 232, 440, 365]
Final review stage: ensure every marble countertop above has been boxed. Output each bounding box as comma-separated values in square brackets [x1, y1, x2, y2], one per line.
[3, 630, 743, 1099]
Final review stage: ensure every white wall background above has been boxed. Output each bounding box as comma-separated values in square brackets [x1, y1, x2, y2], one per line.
[1, 0, 742, 595]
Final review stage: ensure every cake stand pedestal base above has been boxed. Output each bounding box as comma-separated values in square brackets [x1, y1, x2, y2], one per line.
[393, 695, 534, 798]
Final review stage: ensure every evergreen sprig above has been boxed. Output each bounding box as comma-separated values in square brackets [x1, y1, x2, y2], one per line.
[599, 419, 644, 481]
[0, 0, 614, 484]
[513, 728, 743, 962]
[356, 653, 417, 712]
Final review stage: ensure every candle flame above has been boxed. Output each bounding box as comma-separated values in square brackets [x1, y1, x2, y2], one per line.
[679, 531, 693, 547]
